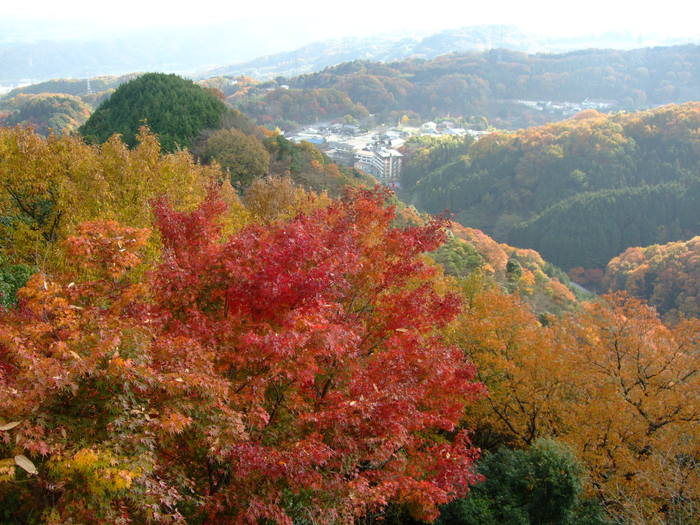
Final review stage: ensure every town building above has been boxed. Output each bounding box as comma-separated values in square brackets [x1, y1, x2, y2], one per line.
[354, 150, 376, 174]
[353, 142, 403, 183]
[324, 141, 356, 165]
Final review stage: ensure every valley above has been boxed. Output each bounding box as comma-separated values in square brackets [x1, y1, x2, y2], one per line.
[0, 19, 699, 525]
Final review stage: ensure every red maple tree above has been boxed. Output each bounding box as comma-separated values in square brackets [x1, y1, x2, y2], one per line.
[0, 188, 484, 523]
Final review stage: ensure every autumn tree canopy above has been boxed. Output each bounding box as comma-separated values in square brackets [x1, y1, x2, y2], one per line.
[2, 115, 698, 525]
[196, 128, 271, 187]
[0, 188, 484, 523]
[0, 126, 218, 272]
[603, 235, 700, 321]
[451, 284, 700, 524]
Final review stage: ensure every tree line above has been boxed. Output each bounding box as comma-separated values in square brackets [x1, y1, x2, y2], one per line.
[220, 44, 700, 129]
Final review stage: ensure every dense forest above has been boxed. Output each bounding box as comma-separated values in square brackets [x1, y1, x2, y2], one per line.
[220, 44, 700, 129]
[400, 103, 700, 270]
[79, 73, 231, 152]
[1, 125, 697, 524]
[602, 235, 700, 321]
[1, 71, 699, 525]
[238, 87, 369, 129]
[0, 93, 91, 134]
[434, 221, 580, 314]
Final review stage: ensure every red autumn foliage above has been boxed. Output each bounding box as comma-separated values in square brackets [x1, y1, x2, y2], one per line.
[0, 187, 483, 523]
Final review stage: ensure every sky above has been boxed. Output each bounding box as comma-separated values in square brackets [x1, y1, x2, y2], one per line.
[3, 0, 700, 44]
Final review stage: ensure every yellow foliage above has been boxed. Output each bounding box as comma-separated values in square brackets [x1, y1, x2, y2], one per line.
[0, 126, 221, 273]
[450, 287, 562, 447]
[0, 458, 15, 482]
[218, 178, 252, 236]
[243, 176, 331, 224]
[159, 409, 193, 435]
[517, 269, 536, 295]
[71, 448, 100, 471]
[49, 448, 140, 497]
[453, 288, 700, 523]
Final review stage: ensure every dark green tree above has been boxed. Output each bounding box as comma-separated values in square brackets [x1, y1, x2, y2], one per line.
[369, 440, 609, 525]
[437, 440, 610, 525]
[79, 73, 227, 152]
[0, 259, 33, 308]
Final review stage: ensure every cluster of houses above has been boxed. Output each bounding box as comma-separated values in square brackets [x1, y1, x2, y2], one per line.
[288, 120, 490, 186]
[512, 98, 617, 117]
[288, 125, 407, 184]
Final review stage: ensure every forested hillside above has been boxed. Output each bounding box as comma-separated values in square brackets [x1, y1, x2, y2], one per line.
[0, 74, 135, 135]
[79, 73, 230, 152]
[401, 103, 700, 269]
[2, 74, 137, 99]
[0, 93, 91, 134]
[435, 221, 579, 314]
[1, 125, 698, 525]
[224, 44, 700, 129]
[238, 87, 369, 129]
[602, 235, 700, 320]
[1, 66, 698, 525]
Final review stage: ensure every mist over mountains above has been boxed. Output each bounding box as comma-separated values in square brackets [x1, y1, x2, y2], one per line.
[2, 23, 697, 87]
[0, 17, 337, 86]
[205, 25, 699, 80]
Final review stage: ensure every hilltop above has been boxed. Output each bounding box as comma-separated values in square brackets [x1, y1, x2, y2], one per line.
[223, 43, 700, 130]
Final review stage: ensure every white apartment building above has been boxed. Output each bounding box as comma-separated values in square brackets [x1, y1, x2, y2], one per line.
[353, 144, 403, 183]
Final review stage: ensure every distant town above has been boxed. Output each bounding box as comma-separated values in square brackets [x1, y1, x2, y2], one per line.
[512, 98, 617, 116]
[287, 120, 490, 187]
[285, 97, 618, 186]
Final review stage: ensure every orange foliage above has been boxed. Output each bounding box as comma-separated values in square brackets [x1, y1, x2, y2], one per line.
[604, 236, 700, 320]
[554, 295, 700, 522]
[449, 222, 575, 307]
[452, 287, 700, 524]
[450, 223, 508, 275]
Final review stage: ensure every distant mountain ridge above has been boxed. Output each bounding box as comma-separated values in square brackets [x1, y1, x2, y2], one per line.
[202, 25, 699, 80]
[0, 20, 325, 86]
[2, 23, 697, 87]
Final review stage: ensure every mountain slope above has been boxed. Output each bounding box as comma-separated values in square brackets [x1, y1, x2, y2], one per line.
[224, 44, 700, 130]
[603, 235, 700, 320]
[400, 104, 700, 269]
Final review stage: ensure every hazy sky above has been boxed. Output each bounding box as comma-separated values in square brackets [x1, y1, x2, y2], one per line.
[3, 0, 700, 43]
